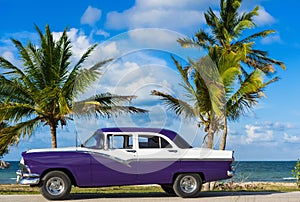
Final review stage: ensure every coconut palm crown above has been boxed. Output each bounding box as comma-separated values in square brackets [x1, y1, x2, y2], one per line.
[178, 0, 285, 74]
[152, 52, 274, 149]
[0, 25, 147, 149]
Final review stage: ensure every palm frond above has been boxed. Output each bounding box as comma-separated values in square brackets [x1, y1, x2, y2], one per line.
[151, 90, 195, 119]
[0, 122, 10, 157]
[177, 30, 215, 50]
[191, 57, 226, 117]
[226, 69, 271, 120]
[0, 55, 26, 78]
[205, 7, 220, 33]
[64, 57, 113, 99]
[95, 106, 148, 118]
[0, 117, 42, 147]
[239, 5, 259, 25]
[73, 93, 147, 118]
[0, 103, 42, 123]
[245, 49, 286, 74]
[177, 37, 201, 49]
[238, 30, 276, 44]
[94, 93, 138, 105]
[0, 76, 35, 103]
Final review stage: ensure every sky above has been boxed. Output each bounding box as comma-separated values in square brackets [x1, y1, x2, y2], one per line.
[0, 0, 299, 161]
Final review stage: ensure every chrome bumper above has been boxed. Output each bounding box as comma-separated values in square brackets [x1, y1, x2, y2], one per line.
[227, 170, 235, 177]
[16, 170, 40, 185]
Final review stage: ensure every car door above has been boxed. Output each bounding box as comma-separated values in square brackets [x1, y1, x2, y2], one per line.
[90, 133, 138, 186]
[136, 133, 181, 184]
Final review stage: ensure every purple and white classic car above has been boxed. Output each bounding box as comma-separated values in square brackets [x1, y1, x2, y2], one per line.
[17, 127, 234, 200]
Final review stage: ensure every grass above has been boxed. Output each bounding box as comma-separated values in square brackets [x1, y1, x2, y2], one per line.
[0, 184, 163, 195]
[0, 182, 299, 195]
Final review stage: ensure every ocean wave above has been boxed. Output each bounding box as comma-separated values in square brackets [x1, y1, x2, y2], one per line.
[282, 177, 297, 180]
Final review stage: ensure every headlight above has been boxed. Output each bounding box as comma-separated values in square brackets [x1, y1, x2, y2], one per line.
[19, 158, 31, 173]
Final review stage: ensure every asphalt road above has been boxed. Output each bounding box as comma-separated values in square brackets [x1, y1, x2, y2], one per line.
[1, 192, 300, 202]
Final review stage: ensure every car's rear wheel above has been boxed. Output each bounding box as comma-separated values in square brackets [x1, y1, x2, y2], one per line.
[40, 171, 71, 200]
[160, 184, 176, 195]
[173, 173, 202, 198]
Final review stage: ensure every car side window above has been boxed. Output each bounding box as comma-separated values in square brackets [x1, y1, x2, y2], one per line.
[107, 134, 133, 149]
[138, 135, 172, 149]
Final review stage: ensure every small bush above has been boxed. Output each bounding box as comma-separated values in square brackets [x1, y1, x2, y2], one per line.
[291, 159, 300, 188]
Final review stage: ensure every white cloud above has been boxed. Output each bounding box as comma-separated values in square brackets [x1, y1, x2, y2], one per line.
[255, 121, 294, 131]
[105, 0, 216, 32]
[227, 121, 298, 149]
[1, 51, 15, 62]
[90, 41, 120, 62]
[243, 124, 274, 144]
[77, 29, 201, 69]
[80, 6, 102, 26]
[105, 0, 277, 32]
[68, 28, 92, 58]
[135, 0, 218, 10]
[128, 29, 183, 49]
[98, 55, 178, 98]
[254, 6, 276, 26]
[95, 29, 110, 38]
[283, 133, 300, 143]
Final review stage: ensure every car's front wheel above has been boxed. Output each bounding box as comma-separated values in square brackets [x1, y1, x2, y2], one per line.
[173, 173, 202, 198]
[40, 170, 71, 200]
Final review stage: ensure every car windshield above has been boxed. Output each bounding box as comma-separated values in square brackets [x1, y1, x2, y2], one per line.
[82, 131, 104, 149]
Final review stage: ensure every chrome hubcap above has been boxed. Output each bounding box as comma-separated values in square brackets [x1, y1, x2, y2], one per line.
[46, 177, 65, 195]
[180, 175, 197, 193]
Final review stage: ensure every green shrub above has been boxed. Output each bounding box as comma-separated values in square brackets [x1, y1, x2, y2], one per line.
[292, 159, 300, 188]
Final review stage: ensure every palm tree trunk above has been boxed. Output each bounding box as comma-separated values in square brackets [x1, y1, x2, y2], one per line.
[204, 118, 217, 191]
[207, 131, 213, 149]
[204, 129, 214, 192]
[50, 123, 57, 148]
[219, 116, 227, 150]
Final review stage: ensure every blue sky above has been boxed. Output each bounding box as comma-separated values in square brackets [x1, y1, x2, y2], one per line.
[1, 0, 299, 161]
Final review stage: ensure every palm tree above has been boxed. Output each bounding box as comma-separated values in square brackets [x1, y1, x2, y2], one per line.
[178, 0, 285, 74]
[0, 25, 147, 149]
[152, 51, 274, 149]
[176, 0, 285, 150]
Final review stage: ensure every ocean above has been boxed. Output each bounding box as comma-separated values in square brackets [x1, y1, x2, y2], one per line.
[0, 161, 297, 184]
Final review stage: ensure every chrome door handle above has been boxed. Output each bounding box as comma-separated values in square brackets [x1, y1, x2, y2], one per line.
[126, 150, 136, 153]
[168, 150, 178, 153]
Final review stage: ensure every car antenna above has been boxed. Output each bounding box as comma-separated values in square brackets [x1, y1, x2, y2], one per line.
[75, 130, 78, 149]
